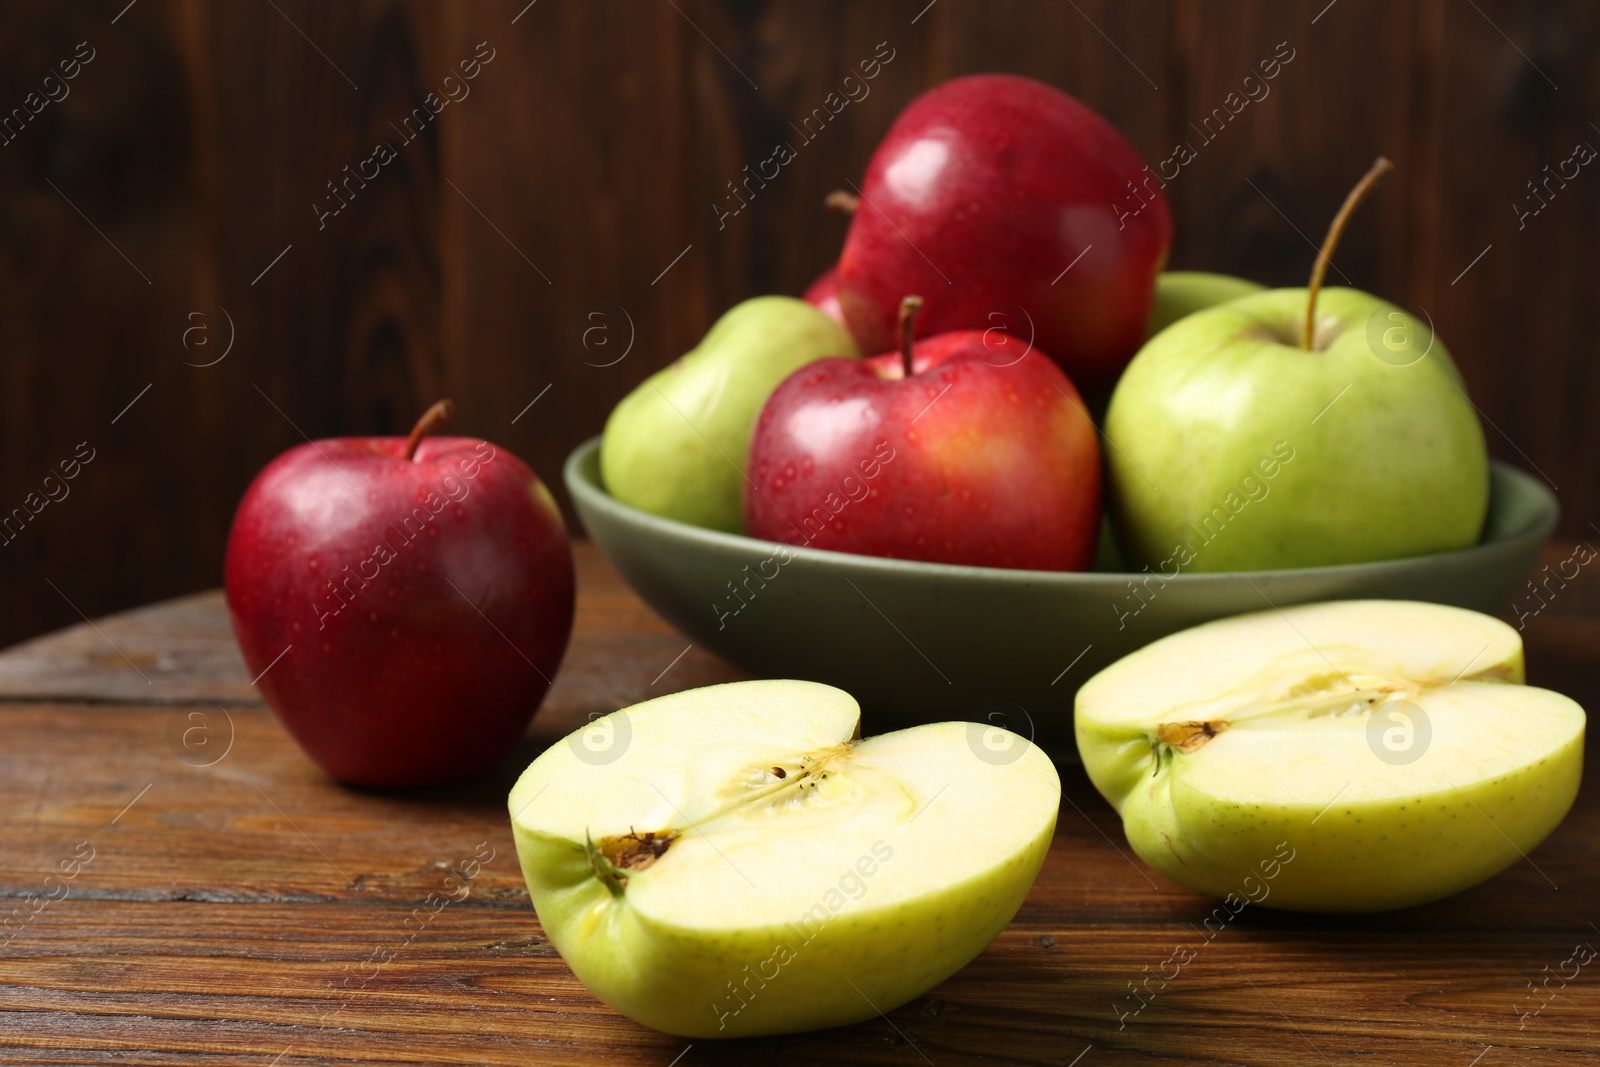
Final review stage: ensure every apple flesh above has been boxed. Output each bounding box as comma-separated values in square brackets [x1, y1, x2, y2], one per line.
[1075, 600, 1585, 912]
[836, 74, 1170, 391]
[745, 326, 1101, 570]
[601, 296, 858, 533]
[1145, 271, 1265, 337]
[1106, 287, 1490, 571]
[508, 679, 1058, 1038]
[225, 419, 574, 787]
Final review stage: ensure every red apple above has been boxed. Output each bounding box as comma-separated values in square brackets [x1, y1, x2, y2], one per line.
[745, 298, 1101, 570]
[837, 74, 1170, 391]
[803, 264, 845, 325]
[224, 401, 574, 787]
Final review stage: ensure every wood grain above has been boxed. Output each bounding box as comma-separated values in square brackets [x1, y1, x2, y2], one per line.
[3, 903, 1596, 1065]
[1, 543, 1598, 1063]
[1426, 0, 1600, 526]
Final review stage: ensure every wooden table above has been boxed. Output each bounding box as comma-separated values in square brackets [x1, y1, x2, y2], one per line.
[2, 543, 1597, 1065]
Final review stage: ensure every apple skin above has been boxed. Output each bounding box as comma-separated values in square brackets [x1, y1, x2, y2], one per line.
[1106, 287, 1490, 571]
[836, 74, 1170, 391]
[745, 330, 1101, 570]
[803, 265, 845, 325]
[1146, 271, 1265, 337]
[224, 435, 574, 787]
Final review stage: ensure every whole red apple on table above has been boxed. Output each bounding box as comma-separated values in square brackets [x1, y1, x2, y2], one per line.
[224, 401, 574, 787]
[836, 73, 1170, 392]
[745, 298, 1101, 570]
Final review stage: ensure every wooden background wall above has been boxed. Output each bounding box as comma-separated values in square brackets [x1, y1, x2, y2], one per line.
[0, 0, 1595, 647]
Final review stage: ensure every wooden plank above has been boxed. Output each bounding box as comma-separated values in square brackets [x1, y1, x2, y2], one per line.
[201, 0, 451, 470]
[935, 0, 1171, 162]
[1426, 0, 1600, 529]
[0, 591, 256, 706]
[0, 543, 727, 707]
[1163, 0, 1422, 292]
[680, 1, 934, 308]
[8, 685, 1594, 921]
[437, 0, 692, 527]
[1, 720, 1597, 1066]
[2, 686, 1592, 928]
[2, 903, 1599, 1062]
[2, 546, 1599, 1061]
[0, 0, 206, 649]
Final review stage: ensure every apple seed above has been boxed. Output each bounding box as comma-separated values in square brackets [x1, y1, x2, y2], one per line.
[1154, 720, 1225, 753]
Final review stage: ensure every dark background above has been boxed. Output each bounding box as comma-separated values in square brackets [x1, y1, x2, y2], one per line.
[0, 0, 1594, 647]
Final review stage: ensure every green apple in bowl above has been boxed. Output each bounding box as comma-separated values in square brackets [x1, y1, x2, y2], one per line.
[1109, 286, 1488, 570]
[601, 297, 858, 533]
[1145, 271, 1265, 336]
[1075, 599, 1585, 912]
[1106, 159, 1490, 571]
[508, 679, 1058, 1038]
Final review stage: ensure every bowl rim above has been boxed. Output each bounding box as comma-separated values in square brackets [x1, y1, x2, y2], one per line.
[565, 435, 1558, 587]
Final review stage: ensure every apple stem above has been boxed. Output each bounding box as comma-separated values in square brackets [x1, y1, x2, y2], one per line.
[824, 190, 860, 214]
[403, 399, 455, 461]
[1302, 156, 1393, 350]
[896, 295, 923, 375]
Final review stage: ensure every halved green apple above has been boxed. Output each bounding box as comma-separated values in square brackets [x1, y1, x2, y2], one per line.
[508, 679, 1058, 1038]
[1076, 600, 1585, 912]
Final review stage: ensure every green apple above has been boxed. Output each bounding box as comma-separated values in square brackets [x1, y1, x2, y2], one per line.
[507, 679, 1058, 1038]
[601, 297, 858, 532]
[1146, 271, 1265, 336]
[1107, 285, 1489, 571]
[1111, 158, 1491, 572]
[1076, 599, 1585, 912]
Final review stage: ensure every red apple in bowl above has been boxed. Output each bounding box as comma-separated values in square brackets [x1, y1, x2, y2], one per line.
[836, 73, 1170, 391]
[745, 298, 1101, 570]
[224, 401, 574, 787]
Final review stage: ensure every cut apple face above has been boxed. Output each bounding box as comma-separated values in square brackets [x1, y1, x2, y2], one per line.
[508, 679, 1058, 1038]
[1076, 600, 1585, 912]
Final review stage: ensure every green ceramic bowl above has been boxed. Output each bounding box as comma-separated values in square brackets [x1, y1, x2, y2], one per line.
[566, 437, 1556, 747]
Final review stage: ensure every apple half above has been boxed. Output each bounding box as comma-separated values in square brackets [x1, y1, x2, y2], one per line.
[508, 680, 1059, 1038]
[1076, 600, 1585, 912]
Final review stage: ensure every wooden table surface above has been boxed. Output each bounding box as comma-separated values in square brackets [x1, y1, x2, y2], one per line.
[2, 542, 1598, 1065]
